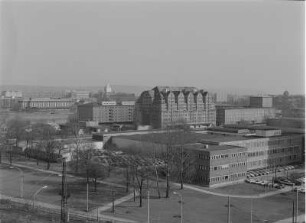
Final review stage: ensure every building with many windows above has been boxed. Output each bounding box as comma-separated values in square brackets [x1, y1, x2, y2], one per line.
[136, 86, 216, 129]
[19, 98, 74, 109]
[109, 127, 303, 187]
[187, 144, 247, 187]
[216, 106, 278, 126]
[78, 101, 135, 124]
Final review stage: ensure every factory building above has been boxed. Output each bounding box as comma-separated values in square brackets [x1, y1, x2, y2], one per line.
[109, 127, 303, 187]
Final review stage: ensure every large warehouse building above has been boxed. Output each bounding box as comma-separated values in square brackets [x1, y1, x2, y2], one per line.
[136, 86, 216, 129]
[108, 127, 303, 187]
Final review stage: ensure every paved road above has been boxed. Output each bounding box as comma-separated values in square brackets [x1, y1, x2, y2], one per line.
[90, 191, 140, 214]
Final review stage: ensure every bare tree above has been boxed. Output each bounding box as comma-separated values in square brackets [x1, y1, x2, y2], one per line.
[6, 118, 30, 147]
[63, 115, 83, 173]
[31, 123, 62, 170]
[87, 161, 107, 192]
[133, 165, 151, 207]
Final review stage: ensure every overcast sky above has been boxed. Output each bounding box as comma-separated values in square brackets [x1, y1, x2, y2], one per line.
[0, 0, 304, 94]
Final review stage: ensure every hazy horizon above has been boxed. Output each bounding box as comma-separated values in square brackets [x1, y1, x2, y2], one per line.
[0, 0, 304, 95]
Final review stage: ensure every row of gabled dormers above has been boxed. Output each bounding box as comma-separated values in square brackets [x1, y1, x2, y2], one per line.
[152, 86, 211, 105]
[137, 86, 214, 107]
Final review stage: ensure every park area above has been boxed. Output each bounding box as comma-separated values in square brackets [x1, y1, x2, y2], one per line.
[0, 164, 128, 212]
[0, 155, 305, 223]
[100, 182, 305, 223]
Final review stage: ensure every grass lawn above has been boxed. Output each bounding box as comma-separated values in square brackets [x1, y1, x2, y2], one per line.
[102, 183, 305, 223]
[8, 155, 128, 186]
[0, 164, 129, 212]
[206, 182, 277, 195]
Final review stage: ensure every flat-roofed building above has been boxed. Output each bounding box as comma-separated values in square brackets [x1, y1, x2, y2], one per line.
[19, 98, 74, 109]
[110, 128, 304, 174]
[199, 131, 303, 170]
[77, 101, 135, 124]
[250, 96, 273, 108]
[216, 106, 278, 126]
[186, 144, 247, 187]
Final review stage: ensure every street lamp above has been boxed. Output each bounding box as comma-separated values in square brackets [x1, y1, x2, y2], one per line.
[173, 191, 183, 223]
[33, 185, 48, 208]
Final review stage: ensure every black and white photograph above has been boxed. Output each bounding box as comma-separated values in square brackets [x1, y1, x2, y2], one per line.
[0, 0, 305, 222]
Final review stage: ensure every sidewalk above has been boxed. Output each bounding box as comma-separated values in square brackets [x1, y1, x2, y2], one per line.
[0, 193, 138, 223]
[273, 214, 305, 223]
[175, 182, 293, 199]
[3, 162, 125, 188]
[90, 191, 139, 214]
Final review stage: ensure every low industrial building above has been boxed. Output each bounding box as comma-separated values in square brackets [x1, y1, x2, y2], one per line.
[187, 144, 247, 187]
[216, 106, 278, 126]
[108, 128, 303, 187]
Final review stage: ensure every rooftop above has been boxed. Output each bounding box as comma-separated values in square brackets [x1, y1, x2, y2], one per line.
[183, 143, 245, 152]
[115, 130, 303, 145]
[115, 132, 250, 145]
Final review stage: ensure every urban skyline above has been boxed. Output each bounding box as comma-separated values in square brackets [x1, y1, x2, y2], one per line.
[0, 1, 304, 94]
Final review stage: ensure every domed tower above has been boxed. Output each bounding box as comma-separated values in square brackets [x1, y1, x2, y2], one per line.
[104, 83, 112, 96]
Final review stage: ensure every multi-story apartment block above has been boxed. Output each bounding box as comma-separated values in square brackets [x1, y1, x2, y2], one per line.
[136, 86, 216, 129]
[78, 101, 135, 124]
[216, 106, 278, 126]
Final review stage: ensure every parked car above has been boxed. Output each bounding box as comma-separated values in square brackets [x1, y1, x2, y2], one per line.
[259, 181, 266, 186]
[245, 179, 252, 183]
[267, 183, 273, 187]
